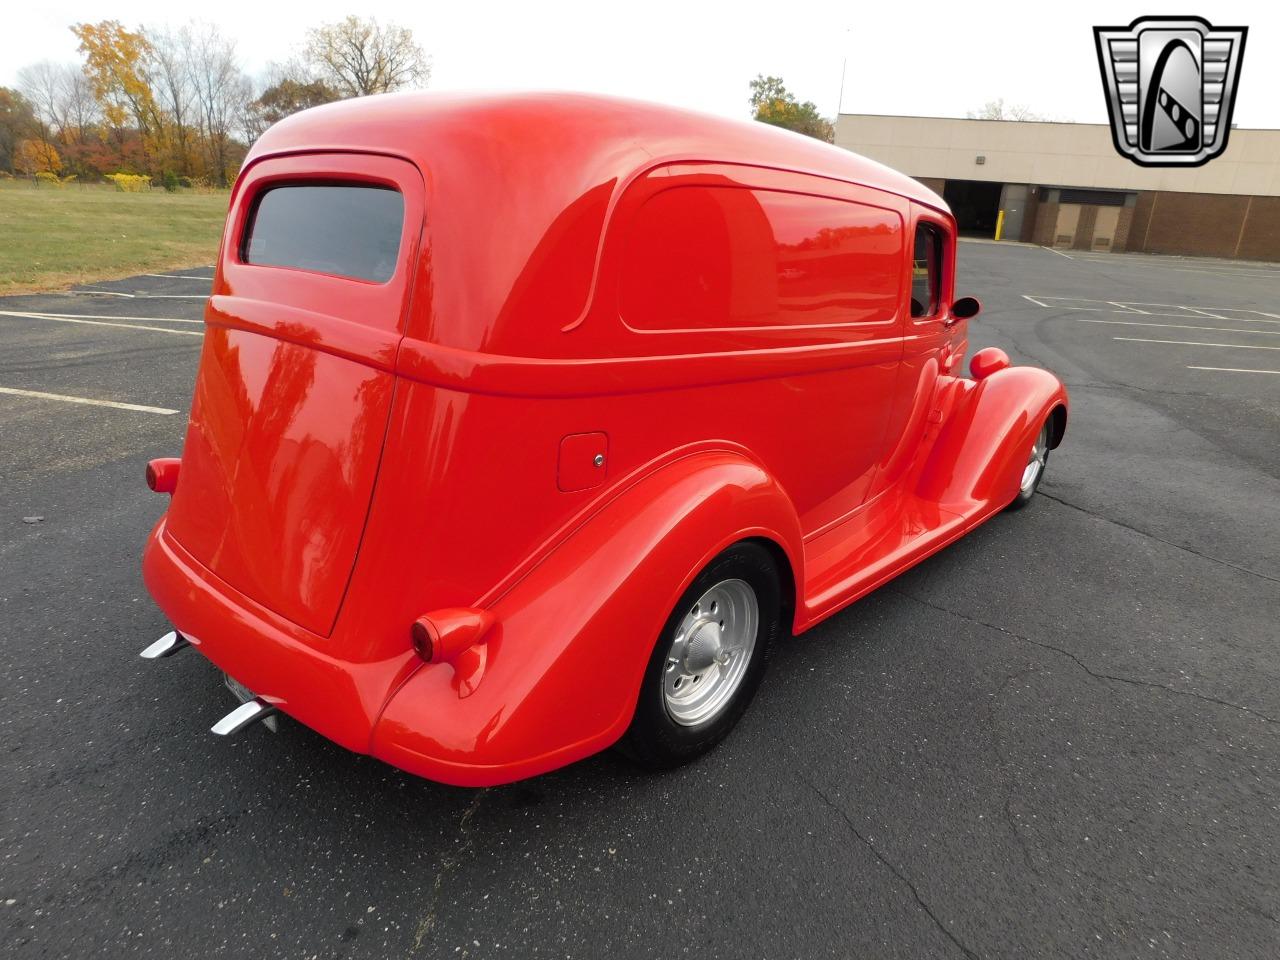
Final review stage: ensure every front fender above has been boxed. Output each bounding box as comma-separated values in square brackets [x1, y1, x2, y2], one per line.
[917, 365, 1068, 517]
[370, 449, 803, 786]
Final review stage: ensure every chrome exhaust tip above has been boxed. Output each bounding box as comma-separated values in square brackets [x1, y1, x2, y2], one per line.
[140, 630, 190, 660]
[211, 698, 278, 737]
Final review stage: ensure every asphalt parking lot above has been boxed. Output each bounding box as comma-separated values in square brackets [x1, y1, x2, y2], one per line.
[3, 242, 1278, 960]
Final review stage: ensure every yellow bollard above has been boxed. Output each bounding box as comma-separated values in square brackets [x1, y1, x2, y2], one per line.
[994, 209, 1005, 241]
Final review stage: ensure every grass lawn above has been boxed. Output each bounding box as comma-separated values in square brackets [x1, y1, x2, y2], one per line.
[0, 180, 230, 295]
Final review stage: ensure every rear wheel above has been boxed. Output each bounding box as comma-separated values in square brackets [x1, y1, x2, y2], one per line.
[622, 542, 780, 769]
[1007, 421, 1050, 511]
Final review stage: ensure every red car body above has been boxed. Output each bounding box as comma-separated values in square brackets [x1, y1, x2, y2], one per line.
[142, 92, 1067, 786]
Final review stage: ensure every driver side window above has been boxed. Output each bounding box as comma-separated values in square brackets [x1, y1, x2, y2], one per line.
[910, 223, 942, 318]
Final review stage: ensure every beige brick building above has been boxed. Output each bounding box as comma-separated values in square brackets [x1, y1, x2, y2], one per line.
[834, 114, 1280, 261]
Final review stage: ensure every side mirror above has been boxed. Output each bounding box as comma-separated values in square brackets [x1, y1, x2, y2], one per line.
[951, 296, 981, 320]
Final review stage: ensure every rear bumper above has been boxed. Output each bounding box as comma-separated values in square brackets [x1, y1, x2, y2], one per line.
[142, 519, 419, 755]
[142, 519, 615, 786]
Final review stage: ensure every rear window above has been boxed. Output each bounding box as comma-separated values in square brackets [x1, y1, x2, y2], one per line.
[620, 186, 902, 331]
[242, 184, 405, 283]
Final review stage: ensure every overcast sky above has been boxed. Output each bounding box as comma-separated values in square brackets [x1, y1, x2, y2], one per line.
[4, 1, 1276, 128]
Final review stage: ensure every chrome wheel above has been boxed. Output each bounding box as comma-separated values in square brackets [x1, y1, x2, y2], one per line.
[1020, 423, 1049, 495]
[662, 579, 759, 727]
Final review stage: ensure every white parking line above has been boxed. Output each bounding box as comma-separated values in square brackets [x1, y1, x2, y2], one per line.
[1022, 295, 1280, 323]
[141, 274, 212, 281]
[1114, 337, 1280, 351]
[1041, 247, 1074, 259]
[0, 310, 202, 324]
[0, 310, 202, 336]
[1077, 318, 1280, 336]
[66, 289, 207, 299]
[1188, 366, 1280, 375]
[0, 386, 180, 415]
[1031, 296, 1280, 315]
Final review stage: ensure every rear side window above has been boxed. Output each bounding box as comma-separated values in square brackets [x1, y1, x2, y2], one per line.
[242, 185, 405, 283]
[621, 186, 902, 331]
[911, 223, 943, 318]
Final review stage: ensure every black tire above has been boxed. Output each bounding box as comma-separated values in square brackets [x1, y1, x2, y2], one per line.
[621, 541, 780, 770]
[1006, 420, 1050, 511]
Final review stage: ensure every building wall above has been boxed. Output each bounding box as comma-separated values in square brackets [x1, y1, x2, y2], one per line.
[1026, 199, 1136, 253]
[836, 115, 1280, 198]
[1031, 201, 1059, 247]
[1237, 198, 1280, 261]
[839, 114, 1280, 260]
[1127, 192, 1280, 260]
[1114, 205, 1136, 252]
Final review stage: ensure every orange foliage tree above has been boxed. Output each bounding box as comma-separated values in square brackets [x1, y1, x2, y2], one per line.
[71, 21, 166, 168]
[14, 138, 62, 175]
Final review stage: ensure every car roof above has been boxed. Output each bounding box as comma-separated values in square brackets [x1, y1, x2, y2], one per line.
[245, 92, 950, 354]
[249, 90, 948, 214]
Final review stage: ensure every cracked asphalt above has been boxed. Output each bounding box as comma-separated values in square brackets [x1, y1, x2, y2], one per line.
[2, 242, 1279, 959]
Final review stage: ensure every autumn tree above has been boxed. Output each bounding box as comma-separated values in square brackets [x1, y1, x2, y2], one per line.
[303, 16, 429, 97]
[14, 138, 62, 176]
[71, 21, 165, 166]
[244, 75, 341, 139]
[0, 88, 38, 173]
[748, 75, 833, 143]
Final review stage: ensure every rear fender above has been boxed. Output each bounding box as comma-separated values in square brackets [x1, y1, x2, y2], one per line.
[370, 449, 803, 786]
[917, 365, 1068, 516]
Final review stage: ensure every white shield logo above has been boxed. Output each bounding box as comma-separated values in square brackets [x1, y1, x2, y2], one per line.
[1094, 16, 1247, 167]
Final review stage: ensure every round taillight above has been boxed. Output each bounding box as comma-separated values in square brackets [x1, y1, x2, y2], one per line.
[409, 609, 496, 664]
[146, 458, 181, 494]
[410, 618, 438, 662]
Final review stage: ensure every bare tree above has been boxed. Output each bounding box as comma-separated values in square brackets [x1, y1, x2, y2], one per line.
[189, 24, 250, 185]
[60, 68, 100, 144]
[303, 16, 429, 97]
[16, 62, 68, 140]
[967, 98, 1047, 121]
[18, 61, 102, 143]
[149, 26, 198, 174]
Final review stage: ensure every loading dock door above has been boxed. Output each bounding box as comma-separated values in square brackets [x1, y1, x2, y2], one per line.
[943, 180, 1003, 237]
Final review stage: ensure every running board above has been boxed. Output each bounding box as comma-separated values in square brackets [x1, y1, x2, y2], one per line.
[211, 698, 278, 736]
[140, 630, 190, 659]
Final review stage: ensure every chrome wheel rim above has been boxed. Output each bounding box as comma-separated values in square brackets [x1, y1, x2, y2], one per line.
[662, 579, 758, 727]
[1020, 424, 1050, 494]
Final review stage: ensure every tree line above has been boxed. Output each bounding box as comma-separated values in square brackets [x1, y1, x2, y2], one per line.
[0, 16, 428, 187]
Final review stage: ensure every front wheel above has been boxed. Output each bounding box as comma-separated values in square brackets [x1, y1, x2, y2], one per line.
[621, 542, 781, 769]
[1006, 421, 1050, 511]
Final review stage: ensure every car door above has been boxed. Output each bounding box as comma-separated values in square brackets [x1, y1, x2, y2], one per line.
[866, 206, 966, 497]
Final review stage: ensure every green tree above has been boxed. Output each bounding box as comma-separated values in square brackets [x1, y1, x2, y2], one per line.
[0, 88, 38, 173]
[748, 74, 834, 143]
